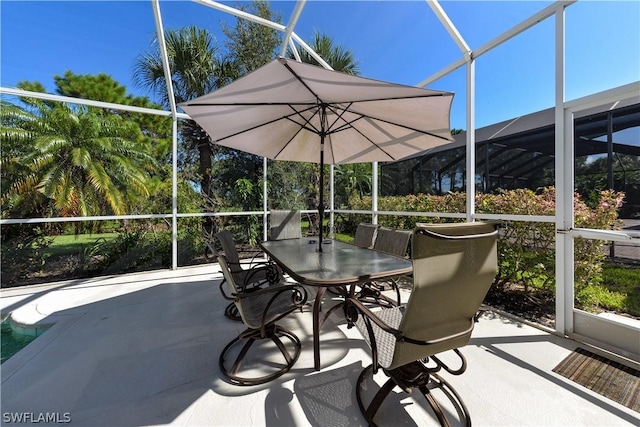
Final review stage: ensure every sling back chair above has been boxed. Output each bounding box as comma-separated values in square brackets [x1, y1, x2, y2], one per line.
[218, 256, 308, 386]
[269, 209, 302, 240]
[345, 222, 498, 426]
[353, 223, 378, 249]
[215, 230, 281, 321]
[357, 227, 412, 308]
[326, 223, 380, 299]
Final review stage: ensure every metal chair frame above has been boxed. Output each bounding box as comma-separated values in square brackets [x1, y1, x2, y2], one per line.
[217, 256, 308, 386]
[214, 230, 279, 320]
[357, 227, 412, 308]
[345, 222, 499, 426]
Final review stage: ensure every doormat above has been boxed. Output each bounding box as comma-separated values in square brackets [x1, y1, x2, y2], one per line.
[553, 347, 639, 412]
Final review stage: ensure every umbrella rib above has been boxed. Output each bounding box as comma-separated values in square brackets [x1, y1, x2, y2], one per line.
[327, 105, 450, 141]
[213, 105, 320, 143]
[324, 104, 451, 142]
[281, 60, 323, 102]
[321, 104, 452, 162]
[287, 104, 321, 135]
[273, 124, 306, 160]
[182, 101, 320, 106]
[321, 102, 355, 164]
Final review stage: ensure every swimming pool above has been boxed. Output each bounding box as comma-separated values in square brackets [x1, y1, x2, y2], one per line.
[1, 318, 48, 364]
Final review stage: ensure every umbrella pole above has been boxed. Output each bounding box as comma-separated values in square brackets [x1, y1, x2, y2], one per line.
[318, 136, 324, 253]
[318, 104, 328, 253]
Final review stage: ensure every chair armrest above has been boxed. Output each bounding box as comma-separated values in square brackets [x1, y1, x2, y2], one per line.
[235, 282, 308, 332]
[345, 297, 402, 371]
[346, 297, 475, 373]
[347, 296, 476, 346]
[234, 281, 304, 300]
[219, 279, 235, 301]
[242, 262, 282, 289]
[219, 262, 280, 301]
[345, 297, 402, 337]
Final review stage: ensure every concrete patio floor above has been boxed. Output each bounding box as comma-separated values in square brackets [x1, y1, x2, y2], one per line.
[1, 264, 638, 426]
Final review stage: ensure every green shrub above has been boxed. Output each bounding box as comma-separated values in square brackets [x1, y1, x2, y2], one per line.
[576, 285, 627, 313]
[0, 225, 52, 286]
[350, 187, 625, 302]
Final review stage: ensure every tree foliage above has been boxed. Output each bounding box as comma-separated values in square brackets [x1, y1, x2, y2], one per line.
[290, 31, 360, 75]
[1, 92, 155, 219]
[221, 0, 282, 77]
[54, 71, 173, 161]
[134, 25, 227, 210]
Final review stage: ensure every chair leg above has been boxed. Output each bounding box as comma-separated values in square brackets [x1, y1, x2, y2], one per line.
[392, 280, 402, 306]
[419, 373, 471, 427]
[224, 302, 242, 321]
[355, 363, 472, 427]
[355, 364, 396, 427]
[219, 324, 301, 386]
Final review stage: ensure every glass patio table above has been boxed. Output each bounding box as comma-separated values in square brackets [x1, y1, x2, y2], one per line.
[259, 237, 413, 371]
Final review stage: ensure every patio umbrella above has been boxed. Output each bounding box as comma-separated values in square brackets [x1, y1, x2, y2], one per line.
[179, 57, 455, 251]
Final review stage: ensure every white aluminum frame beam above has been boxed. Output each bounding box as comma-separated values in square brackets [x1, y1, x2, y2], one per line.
[0, 87, 187, 118]
[426, 0, 471, 56]
[280, 1, 306, 57]
[419, 1, 576, 87]
[192, 0, 332, 69]
[554, 5, 571, 336]
[193, 0, 285, 32]
[474, 1, 576, 59]
[152, 0, 180, 269]
[426, 1, 476, 221]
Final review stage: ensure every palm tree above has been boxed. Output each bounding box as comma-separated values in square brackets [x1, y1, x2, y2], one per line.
[133, 26, 228, 201]
[291, 31, 360, 75]
[1, 97, 154, 218]
[334, 163, 372, 207]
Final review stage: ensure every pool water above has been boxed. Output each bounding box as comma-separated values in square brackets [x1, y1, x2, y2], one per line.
[1, 319, 38, 364]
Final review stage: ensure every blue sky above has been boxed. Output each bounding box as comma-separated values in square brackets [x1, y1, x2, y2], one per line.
[1, 1, 638, 130]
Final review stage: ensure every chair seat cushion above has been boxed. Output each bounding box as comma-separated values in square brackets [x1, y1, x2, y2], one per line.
[239, 284, 300, 329]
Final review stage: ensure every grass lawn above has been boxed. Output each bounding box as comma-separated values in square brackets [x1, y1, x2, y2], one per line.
[301, 218, 354, 243]
[45, 233, 118, 257]
[597, 263, 640, 316]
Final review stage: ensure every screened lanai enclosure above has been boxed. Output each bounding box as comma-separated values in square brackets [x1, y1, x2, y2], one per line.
[384, 98, 640, 217]
[1, 0, 639, 362]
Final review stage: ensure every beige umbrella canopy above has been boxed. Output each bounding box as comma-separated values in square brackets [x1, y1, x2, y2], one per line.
[180, 57, 455, 249]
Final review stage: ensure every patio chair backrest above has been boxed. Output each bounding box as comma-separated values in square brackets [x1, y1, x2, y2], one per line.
[217, 256, 302, 330]
[387, 222, 498, 369]
[373, 227, 412, 257]
[217, 256, 256, 328]
[215, 230, 242, 276]
[353, 223, 378, 248]
[270, 210, 302, 240]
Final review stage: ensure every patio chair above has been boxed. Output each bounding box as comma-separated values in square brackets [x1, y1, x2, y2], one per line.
[269, 209, 302, 240]
[357, 227, 412, 307]
[353, 223, 378, 249]
[345, 222, 498, 426]
[325, 223, 379, 299]
[215, 230, 281, 321]
[217, 256, 308, 386]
